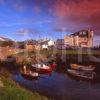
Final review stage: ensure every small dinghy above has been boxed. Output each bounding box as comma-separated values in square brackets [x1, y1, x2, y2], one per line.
[21, 65, 39, 80]
[70, 64, 95, 72]
[21, 71, 39, 80]
[67, 69, 96, 81]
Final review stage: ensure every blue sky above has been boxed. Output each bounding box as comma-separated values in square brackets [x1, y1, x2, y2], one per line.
[0, 0, 57, 40]
[0, 0, 100, 45]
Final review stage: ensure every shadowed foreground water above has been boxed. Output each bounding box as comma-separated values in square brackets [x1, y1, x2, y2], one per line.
[12, 72, 100, 100]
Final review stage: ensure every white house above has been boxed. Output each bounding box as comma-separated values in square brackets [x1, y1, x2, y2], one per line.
[42, 44, 48, 49]
[48, 40, 55, 46]
[38, 39, 55, 49]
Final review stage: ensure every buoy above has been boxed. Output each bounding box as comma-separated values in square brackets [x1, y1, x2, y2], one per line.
[23, 65, 26, 74]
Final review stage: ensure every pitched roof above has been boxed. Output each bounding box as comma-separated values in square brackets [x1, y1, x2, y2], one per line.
[71, 30, 91, 37]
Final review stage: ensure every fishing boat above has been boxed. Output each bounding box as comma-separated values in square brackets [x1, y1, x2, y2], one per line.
[67, 69, 96, 81]
[32, 62, 52, 75]
[70, 64, 95, 72]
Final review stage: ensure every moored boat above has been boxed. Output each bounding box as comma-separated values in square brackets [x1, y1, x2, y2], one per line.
[21, 71, 39, 80]
[32, 62, 56, 75]
[21, 65, 39, 80]
[70, 64, 95, 72]
[67, 69, 96, 81]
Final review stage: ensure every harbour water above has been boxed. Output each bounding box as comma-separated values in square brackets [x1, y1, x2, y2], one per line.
[12, 71, 100, 100]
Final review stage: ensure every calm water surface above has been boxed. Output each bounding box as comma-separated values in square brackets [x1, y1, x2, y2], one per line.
[12, 72, 100, 100]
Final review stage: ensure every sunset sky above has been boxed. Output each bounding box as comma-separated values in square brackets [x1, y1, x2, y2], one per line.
[0, 0, 100, 45]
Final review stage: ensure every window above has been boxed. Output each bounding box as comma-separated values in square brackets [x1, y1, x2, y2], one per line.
[84, 37, 87, 41]
[83, 31, 86, 35]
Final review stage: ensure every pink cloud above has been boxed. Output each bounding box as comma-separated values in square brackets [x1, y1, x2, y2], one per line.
[51, 0, 100, 35]
[53, 0, 100, 19]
